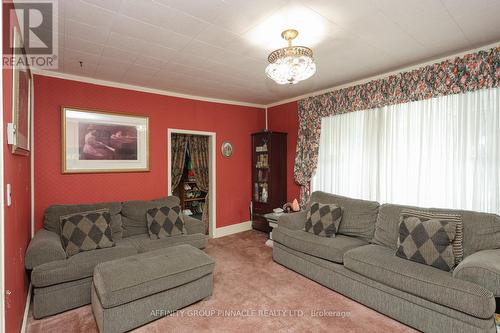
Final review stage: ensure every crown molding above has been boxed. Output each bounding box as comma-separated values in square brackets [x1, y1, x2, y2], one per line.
[32, 40, 500, 110]
[31, 69, 267, 109]
[266, 41, 500, 108]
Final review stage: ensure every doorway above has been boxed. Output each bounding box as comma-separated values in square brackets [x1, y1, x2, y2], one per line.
[167, 129, 216, 237]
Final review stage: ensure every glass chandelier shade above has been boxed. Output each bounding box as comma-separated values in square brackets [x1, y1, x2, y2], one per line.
[265, 29, 317, 85]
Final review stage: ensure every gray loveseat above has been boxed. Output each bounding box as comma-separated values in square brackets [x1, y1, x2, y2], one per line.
[273, 191, 500, 333]
[25, 196, 208, 319]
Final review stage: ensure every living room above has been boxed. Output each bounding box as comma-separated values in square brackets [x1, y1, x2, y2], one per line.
[1, 1, 500, 333]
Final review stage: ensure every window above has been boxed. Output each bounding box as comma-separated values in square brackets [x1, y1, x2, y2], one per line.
[312, 87, 500, 214]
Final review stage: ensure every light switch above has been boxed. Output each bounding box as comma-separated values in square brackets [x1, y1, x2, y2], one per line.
[6, 184, 12, 207]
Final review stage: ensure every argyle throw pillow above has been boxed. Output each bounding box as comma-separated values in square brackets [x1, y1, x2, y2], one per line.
[304, 202, 342, 238]
[396, 209, 461, 271]
[147, 205, 186, 239]
[60, 209, 114, 257]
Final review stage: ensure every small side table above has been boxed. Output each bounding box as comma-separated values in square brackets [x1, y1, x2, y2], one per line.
[263, 212, 283, 247]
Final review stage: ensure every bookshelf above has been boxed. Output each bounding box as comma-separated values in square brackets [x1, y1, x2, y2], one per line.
[251, 131, 287, 233]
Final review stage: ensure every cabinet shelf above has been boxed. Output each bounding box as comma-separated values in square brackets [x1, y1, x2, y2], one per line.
[184, 197, 206, 202]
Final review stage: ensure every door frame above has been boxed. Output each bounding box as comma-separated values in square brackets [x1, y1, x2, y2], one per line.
[167, 129, 216, 238]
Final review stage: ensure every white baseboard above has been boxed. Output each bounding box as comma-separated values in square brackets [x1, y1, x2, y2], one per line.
[21, 284, 31, 333]
[213, 221, 252, 238]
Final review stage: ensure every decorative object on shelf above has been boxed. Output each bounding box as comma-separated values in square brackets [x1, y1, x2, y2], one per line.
[265, 29, 316, 85]
[9, 27, 32, 155]
[283, 198, 300, 213]
[61, 107, 149, 173]
[255, 143, 268, 152]
[256, 154, 269, 168]
[221, 141, 233, 157]
[261, 186, 268, 203]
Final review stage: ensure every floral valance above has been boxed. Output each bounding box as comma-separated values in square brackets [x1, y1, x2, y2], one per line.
[294, 46, 500, 205]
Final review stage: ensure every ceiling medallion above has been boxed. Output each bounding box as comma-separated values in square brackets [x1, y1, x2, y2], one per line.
[265, 29, 317, 85]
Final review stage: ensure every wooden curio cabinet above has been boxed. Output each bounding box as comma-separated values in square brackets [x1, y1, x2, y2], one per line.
[251, 131, 287, 233]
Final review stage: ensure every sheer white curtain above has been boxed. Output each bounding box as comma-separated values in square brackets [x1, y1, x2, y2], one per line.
[312, 87, 500, 214]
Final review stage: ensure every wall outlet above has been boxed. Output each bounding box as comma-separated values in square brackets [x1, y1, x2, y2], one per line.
[7, 123, 16, 145]
[6, 184, 12, 207]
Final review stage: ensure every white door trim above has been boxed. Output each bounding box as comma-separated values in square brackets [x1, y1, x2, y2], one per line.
[167, 129, 216, 238]
[0, 108, 4, 333]
[0, 1, 5, 328]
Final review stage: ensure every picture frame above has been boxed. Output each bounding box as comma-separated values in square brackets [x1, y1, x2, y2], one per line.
[61, 107, 150, 173]
[11, 27, 32, 156]
[221, 141, 233, 157]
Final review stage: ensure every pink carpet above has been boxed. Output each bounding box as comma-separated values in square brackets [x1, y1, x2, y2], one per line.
[27, 230, 416, 333]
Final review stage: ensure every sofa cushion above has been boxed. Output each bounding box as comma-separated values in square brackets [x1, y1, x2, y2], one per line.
[93, 244, 215, 308]
[396, 211, 457, 271]
[273, 226, 368, 263]
[309, 192, 379, 241]
[147, 205, 186, 239]
[344, 244, 495, 319]
[121, 196, 179, 237]
[373, 203, 500, 257]
[44, 201, 123, 240]
[453, 249, 500, 297]
[124, 233, 207, 253]
[31, 239, 137, 288]
[305, 202, 342, 237]
[60, 209, 115, 257]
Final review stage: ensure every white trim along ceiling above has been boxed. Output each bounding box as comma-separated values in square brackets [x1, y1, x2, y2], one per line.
[36, 0, 500, 105]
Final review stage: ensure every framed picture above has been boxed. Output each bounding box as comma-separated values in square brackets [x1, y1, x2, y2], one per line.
[61, 107, 150, 173]
[221, 141, 233, 157]
[11, 27, 32, 155]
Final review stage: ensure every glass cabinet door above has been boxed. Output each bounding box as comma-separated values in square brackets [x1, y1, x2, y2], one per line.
[253, 134, 270, 204]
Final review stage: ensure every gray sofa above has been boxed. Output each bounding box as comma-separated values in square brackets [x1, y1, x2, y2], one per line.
[273, 191, 500, 333]
[25, 196, 208, 319]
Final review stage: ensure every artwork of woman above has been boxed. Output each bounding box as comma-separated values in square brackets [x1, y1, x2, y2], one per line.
[82, 125, 115, 160]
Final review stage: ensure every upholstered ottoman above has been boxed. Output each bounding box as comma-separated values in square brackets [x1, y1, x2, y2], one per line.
[91, 244, 214, 333]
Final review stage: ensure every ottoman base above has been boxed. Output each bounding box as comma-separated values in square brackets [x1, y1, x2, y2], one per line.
[92, 273, 213, 333]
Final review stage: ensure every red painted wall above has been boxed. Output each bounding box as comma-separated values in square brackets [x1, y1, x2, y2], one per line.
[267, 102, 300, 202]
[34, 75, 265, 230]
[3, 3, 32, 333]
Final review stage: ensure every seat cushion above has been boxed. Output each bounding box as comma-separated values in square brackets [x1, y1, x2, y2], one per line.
[273, 226, 368, 263]
[373, 203, 500, 258]
[121, 196, 179, 237]
[44, 201, 123, 240]
[344, 244, 496, 319]
[31, 239, 137, 288]
[124, 233, 207, 253]
[309, 192, 379, 241]
[93, 244, 215, 308]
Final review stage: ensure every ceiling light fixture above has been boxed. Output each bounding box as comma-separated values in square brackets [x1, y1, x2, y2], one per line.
[265, 29, 316, 85]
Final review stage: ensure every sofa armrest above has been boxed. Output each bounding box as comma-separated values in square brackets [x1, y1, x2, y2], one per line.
[277, 211, 307, 230]
[183, 214, 205, 235]
[25, 229, 66, 270]
[453, 249, 500, 297]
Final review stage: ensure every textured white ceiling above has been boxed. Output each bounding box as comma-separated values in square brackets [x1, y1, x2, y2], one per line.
[43, 0, 500, 105]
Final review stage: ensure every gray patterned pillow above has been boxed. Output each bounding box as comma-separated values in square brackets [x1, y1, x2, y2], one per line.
[147, 205, 186, 239]
[304, 202, 342, 237]
[396, 209, 461, 271]
[60, 209, 114, 257]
